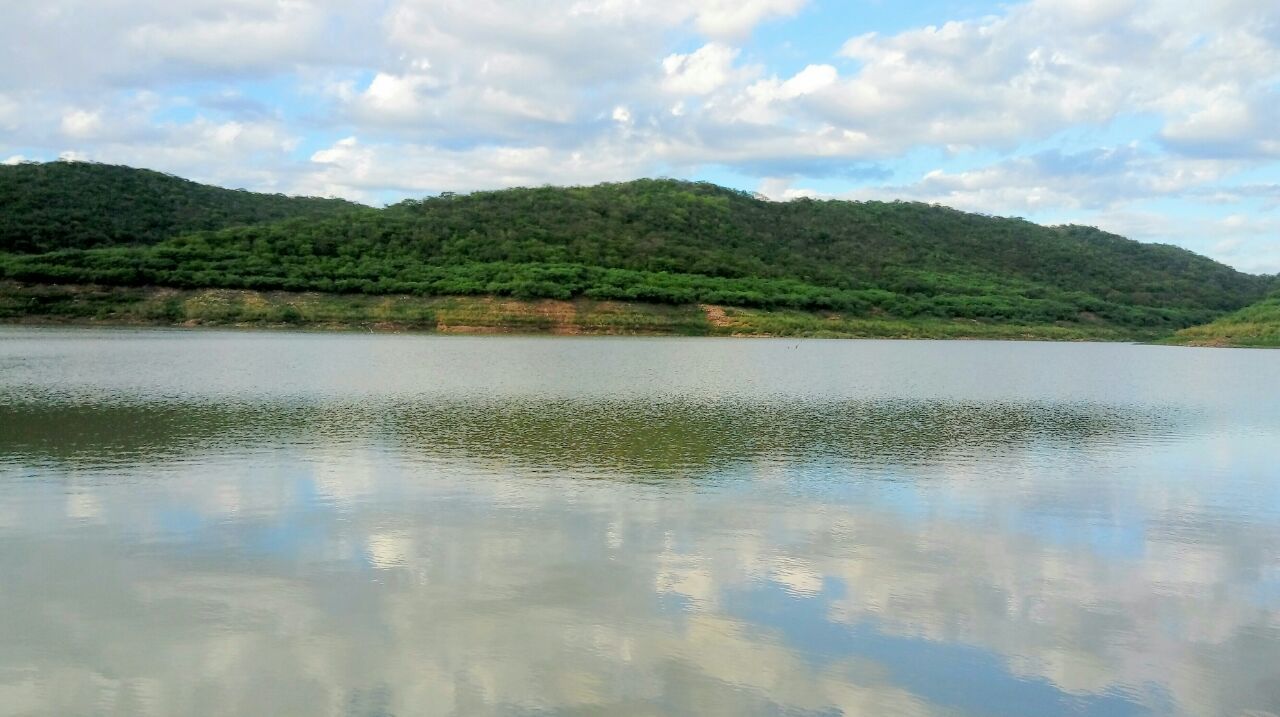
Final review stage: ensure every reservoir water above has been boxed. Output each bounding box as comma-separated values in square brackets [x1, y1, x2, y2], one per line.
[0, 328, 1277, 716]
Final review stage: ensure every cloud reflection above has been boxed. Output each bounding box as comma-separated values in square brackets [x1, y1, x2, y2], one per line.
[0, 395, 1276, 716]
[1, 334, 1277, 716]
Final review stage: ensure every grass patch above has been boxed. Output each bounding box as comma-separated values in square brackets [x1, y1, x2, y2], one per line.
[1163, 296, 1280, 347]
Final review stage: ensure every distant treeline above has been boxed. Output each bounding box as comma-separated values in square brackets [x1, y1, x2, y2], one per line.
[2, 161, 1275, 329]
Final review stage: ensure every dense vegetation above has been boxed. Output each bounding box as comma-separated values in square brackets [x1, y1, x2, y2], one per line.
[1165, 293, 1280, 347]
[2, 161, 1275, 334]
[0, 161, 358, 252]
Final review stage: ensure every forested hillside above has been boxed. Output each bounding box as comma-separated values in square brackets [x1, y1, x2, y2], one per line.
[1, 162, 1274, 333]
[0, 161, 359, 252]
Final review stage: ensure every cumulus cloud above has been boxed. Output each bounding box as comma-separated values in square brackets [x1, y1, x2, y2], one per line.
[816, 146, 1243, 214]
[1160, 89, 1280, 159]
[327, 0, 778, 143]
[796, 0, 1280, 156]
[60, 109, 102, 139]
[47, 115, 304, 193]
[4, 395, 1277, 715]
[662, 44, 742, 95]
[301, 135, 657, 202]
[686, 0, 809, 38]
[0, 0, 376, 88]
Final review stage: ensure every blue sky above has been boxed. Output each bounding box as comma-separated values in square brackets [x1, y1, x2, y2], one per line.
[2, 0, 1278, 273]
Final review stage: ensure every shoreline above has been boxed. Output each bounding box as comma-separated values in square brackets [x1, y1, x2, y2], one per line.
[0, 317, 1157, 344]
[0, 281, 1180, 344]
[11, 319, 1269, 349]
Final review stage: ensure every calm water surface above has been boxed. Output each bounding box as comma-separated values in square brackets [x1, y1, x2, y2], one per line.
[0, 328, 1277, 716]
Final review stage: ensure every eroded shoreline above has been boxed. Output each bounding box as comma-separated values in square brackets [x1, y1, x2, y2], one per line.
[0, 281, 1179, 343]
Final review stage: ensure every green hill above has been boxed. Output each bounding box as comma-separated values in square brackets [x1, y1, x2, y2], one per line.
[0, 161, 1274, 337]
[0, 161, 360, 252]
[1165, 294, 1280, 347]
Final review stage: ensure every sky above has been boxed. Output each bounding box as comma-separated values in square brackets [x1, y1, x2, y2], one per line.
[2, 0, 1278, 274]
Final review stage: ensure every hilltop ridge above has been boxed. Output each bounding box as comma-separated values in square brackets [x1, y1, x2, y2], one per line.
[1, 161, 1275, 339]
[0, 161, 360, 252]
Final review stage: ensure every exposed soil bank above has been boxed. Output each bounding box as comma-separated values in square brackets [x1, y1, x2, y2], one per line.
[0, 281, 1171, 342]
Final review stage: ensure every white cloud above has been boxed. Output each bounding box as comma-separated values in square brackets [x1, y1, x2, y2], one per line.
[735, 63, 838, 123]
[1160, 87, 1280, 159]
[778, 64, 838, 98]
[663, 44, 741, 95]
[687, 0, 809, 38]
[354, 70, 443, 122]
[827, 146, 1244, 215]
[60, 109, 102, 139]
[124, 1, 331, 71]
[300, 135, 656, 202]
[795, 0, 1280, 156]
[757, 176, 818, 201]
[0, 0, 375, 88]
[37, 115, 304, 194]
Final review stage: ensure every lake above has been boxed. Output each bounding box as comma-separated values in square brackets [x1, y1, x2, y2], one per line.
[0, 328, 1277, 716]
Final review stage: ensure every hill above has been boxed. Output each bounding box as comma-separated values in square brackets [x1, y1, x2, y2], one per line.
[0, 162, 1274, 337]
[1165, 294, 1280, 347]
[0, 161, 360, 252]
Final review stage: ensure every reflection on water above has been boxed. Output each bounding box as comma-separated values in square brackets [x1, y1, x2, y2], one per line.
[0, 329, 1277, 717]
[0, 397, 1193, 474]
